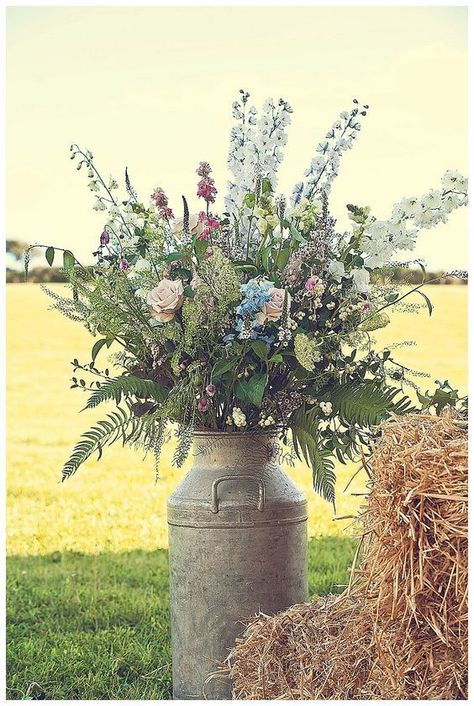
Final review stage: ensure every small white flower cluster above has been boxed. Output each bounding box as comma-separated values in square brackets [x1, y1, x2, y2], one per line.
[360, 171, 468, 269]
[277, 327, 293, 346]
[258, 413, 275, 427]
[237, 319, 254, 340]
[225, 93, 293, 225]
[288, 317, 298, 330]
[319, 401, 333, 416]
[292, 102, 368, 206]
[338, 300, 366, 321]
[228, 407, 247, 427]
[344, 363, 356, 374]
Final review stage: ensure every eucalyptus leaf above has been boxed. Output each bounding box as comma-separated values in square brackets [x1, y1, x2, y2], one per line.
[45, 246, 55, 267]
[63, 250, 75, 272]
[91, 338, 108, 363]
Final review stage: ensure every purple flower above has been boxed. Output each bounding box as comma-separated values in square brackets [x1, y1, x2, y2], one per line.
[197, 397, 209, 413]
[119, 258, 129, 271]
[100, 230, 109, 246]
[205, 384, 216, 397]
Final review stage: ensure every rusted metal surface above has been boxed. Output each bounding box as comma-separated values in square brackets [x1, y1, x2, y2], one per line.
[168, 432, 308, 699]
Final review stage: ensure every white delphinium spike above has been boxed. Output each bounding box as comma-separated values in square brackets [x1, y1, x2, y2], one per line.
[225, 91, 292, 230]
[292, 99, 369, 206]
[361, 172, 468, 269]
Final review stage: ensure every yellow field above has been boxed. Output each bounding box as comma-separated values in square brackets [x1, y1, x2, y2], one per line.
[6, 284, 467, 556]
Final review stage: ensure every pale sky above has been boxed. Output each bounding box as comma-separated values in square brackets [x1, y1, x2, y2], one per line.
[6, 5, 467, 270]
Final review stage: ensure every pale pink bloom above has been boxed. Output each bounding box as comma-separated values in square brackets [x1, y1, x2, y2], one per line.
[255, 288, 291, 324]
[146, 279, 184, 323]
[172, 212, 206, 237]
[205, 384, 216, 397]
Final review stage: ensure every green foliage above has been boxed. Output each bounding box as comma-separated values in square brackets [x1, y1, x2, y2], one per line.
[45, 247, 55, 267]
[83, 375, 166, 410]
[358, 312, 390, 332]
[235, 372, 268, 407]
[290, 406, 336, 506]
[62, 407, 144, 481]
[330, 379, 414, 427]
[417, 379, 468, 416]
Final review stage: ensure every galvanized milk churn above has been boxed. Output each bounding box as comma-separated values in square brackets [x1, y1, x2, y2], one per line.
[167, 431, 308, 699]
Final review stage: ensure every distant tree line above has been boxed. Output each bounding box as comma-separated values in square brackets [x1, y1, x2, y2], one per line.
[5, 240, 467, 285]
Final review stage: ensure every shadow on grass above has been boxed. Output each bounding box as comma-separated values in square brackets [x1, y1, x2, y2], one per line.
[6, 536, 356, 700]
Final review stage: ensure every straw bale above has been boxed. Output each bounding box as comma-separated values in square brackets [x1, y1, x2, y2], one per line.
[226, 412, 468, 699]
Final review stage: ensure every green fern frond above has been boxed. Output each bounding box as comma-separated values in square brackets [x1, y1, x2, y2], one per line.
[62, 406, 142, 481]
[83, 375, 166, 410]
[290, 406, 336, 506]
[330, 379, 414, 427]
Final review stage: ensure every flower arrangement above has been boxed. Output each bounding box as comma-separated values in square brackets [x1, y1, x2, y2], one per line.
[29, 91, 468, 504]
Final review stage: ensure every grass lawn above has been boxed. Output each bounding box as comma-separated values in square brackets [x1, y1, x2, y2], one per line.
[6, 537, 356, 700]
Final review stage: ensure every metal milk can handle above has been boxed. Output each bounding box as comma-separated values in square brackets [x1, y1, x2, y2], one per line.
[210, 475, 266, 514]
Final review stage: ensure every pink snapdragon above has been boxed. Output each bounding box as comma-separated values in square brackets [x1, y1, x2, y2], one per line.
[196, 161, 218, 204]
[197, 212, 220, 240]
[151, 187, 174, 220]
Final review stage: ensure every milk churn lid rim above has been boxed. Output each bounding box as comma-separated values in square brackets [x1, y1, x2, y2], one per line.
[193, 429, 274, 438]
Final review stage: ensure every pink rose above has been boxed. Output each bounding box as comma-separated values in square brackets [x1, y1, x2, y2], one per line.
[255, 288, 291, 324]
[147, 278, 185, 323]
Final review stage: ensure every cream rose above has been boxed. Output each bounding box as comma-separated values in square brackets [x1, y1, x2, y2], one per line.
[171, 213, 205, 238]
[255, 288, 290, 324]
[146, 279, 185, 323]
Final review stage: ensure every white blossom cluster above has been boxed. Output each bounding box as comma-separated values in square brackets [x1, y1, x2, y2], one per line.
[319, 401, 333, 416]
[225, 91, 293, 223]
[228, 407, 247, 428]
[292, 101, 369, 206]
[103, 202, 146, 248]
[360, 170, 468, 269]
